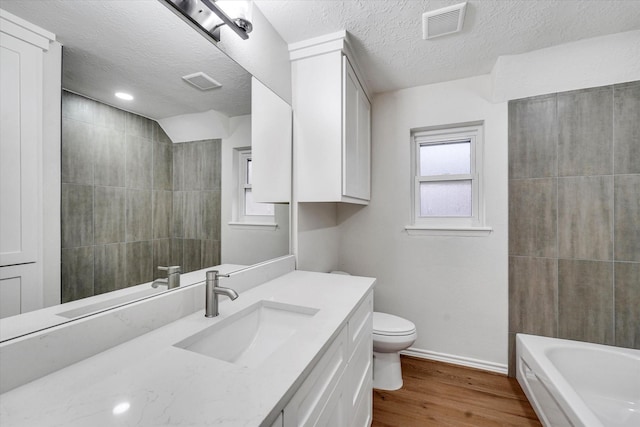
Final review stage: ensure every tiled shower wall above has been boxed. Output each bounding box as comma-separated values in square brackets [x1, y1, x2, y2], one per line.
[171, 139, 221, 274]
[508, 81, 640, 374]
[61, 91, 221, 302]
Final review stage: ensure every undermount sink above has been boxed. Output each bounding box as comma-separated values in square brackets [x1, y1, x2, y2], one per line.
[174, 300, 319, 368]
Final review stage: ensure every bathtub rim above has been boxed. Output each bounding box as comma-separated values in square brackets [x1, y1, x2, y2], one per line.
[515, 333, 640, 427]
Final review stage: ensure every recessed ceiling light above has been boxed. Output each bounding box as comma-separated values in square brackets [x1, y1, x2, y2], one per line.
[115, 92, 134, 101]
[112, 402, 130, 415]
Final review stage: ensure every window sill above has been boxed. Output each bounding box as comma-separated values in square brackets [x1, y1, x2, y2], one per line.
[228, 221, 278, 231]
[404, 225, 492, 237]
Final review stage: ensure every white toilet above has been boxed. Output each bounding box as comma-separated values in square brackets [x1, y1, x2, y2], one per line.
[372, 312, 417, 390]
[330, 271, 417, 391]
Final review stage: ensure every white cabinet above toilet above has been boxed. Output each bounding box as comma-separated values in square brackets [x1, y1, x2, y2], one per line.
[290, 31, 371, 205]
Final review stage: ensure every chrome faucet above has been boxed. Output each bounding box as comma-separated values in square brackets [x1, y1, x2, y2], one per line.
[205, 270, 238, 317]
[152, 265, 181, 289]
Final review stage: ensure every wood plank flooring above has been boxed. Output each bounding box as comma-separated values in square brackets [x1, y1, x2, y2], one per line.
[372, 356, 542, 427]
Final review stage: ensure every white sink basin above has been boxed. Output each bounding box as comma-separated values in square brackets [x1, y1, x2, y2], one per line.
[174, 300, 319, 368]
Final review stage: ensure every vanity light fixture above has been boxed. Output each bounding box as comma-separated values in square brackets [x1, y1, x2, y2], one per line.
[115, 92, 134, 101]
[163, 0, 253, 42]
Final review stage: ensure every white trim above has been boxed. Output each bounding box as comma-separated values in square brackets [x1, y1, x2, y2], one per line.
[288, 30, 372, 101]
[405, 225, 492, 237]
[228, 222, 278, 231]
[0, 10, 55, 50]
[288, 30, 347, 59]
[401, 347, 508, 375]
[235, 148, 275, 222]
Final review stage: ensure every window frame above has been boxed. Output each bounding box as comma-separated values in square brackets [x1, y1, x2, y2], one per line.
[407, 123, 491, 236]
[230, 148, 276, 228]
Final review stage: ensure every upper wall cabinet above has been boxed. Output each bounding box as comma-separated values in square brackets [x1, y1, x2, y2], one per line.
[290, 31, 371, 204]
[251, 77, 292, 203]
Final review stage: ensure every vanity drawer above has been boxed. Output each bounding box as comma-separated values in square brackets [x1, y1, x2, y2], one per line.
[283, 326, 348, 427]
[348, 292, 373, 360]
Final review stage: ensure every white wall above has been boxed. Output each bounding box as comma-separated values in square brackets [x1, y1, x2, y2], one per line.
[221, 116, 290, 266]
[336, 75, 509, 370]
[492, 29, 640, 102]
[158, 109, 230, 143]
[292, 30, 640, 371]
[296, 203, 340, 273]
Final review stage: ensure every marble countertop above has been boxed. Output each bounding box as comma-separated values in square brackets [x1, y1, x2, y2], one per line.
[0, 270, 375, 426]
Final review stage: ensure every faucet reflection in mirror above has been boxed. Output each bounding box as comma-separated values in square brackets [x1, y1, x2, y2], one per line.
[61, 91, 222, 303]
[164, 0, 253, 42]
[152, 265, 181, 289]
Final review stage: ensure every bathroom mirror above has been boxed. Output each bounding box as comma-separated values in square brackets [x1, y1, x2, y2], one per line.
[0, 1, 290, 341]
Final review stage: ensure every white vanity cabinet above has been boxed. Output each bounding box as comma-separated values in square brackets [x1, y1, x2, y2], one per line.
[0, 268, 376, 426]
[282, 291, 373, 427]
[291, 32, 371, 205]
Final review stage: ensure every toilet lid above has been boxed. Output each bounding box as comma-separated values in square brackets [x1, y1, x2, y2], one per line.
[373, 312, 416, 336]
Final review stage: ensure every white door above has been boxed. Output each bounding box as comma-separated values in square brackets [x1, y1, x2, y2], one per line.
[0, 32, 40, 267]
[0, 11, 54, 315]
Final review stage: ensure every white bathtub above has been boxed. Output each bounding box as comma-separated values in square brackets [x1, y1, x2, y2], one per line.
[516, 334, 640, 427]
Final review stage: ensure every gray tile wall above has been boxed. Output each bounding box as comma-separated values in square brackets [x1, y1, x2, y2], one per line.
[508, 81, 640, 376]
[61, 91, 222, 302]
[171, 139, 222, 274]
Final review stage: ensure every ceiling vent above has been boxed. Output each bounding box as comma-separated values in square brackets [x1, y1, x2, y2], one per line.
[182, 72, 222, 91]
[422, 2, 467, 40]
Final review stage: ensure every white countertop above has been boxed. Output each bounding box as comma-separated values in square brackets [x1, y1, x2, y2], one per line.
[0, 270, 375, 426]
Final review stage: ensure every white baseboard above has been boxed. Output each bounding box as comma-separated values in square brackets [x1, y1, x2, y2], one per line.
[401, 347, 508, 375]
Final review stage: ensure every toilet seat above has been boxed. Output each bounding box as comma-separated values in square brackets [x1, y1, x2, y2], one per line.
[373, 312, 416, 336]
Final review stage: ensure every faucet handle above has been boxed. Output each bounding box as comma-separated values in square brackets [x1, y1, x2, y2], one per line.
[206, 270, 230, 280]
[158, 265, 181, 274]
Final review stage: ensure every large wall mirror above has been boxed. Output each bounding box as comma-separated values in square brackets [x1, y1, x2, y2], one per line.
[0, 0, 290, 341]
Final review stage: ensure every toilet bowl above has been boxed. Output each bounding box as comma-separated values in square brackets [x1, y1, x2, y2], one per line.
[372, 312, 417, 391]
[329, 271, 416, 390]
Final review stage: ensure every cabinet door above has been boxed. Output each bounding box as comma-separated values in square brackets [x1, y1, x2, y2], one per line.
[316, 371, 348, 427]
[347, 333, 373, 427]
[283, 327, 347, 426]
[251, 77, 292, 203]
[342, 58, 370, 201]
[0, 32, 41, 267]
[347, 294, 373, 427]
[356, 88, 371, 201]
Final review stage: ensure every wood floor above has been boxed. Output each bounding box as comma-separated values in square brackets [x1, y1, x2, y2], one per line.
[372, 356, 542, 427]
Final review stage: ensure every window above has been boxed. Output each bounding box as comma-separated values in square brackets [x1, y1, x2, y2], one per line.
[231, 148, 276, 228]
[407, 123, 491, 236]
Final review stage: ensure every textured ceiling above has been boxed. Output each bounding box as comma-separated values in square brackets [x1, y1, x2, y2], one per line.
[254, 0, 640, 94]
[2, 0, 251, 120]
